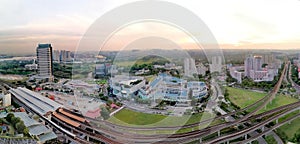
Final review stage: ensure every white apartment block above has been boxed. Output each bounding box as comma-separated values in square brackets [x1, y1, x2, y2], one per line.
[209, 56, 222, 73]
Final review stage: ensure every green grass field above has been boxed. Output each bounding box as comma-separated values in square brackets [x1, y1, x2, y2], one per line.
[108, 108, 223, 135]
[227, 87, 300, 141]
[258, 94, 298, 114]
[108, 108, 217, 127]
[226, 87, 266, 108]
[278, 117, 300, 140]
[227, 87, 298, 114]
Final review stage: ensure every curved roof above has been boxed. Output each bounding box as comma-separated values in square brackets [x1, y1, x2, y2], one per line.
[52, 112, 80, 127]
[58, 108, 86, 123]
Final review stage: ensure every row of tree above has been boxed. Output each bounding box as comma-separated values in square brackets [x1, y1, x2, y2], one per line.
[5, 113, 29, 136]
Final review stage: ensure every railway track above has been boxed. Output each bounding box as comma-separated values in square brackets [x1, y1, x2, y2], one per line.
[87, 62, 288, 133]
[205, 104, 300, 144]
[0, 62, 291, 144]
[143, 62, 289, 143]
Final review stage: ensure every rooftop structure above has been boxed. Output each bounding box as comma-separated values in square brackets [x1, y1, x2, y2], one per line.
[9, 87, 62, 116]
[229, 66, 244, 83]
[187, 81, 207, 99]
[14, 112, 57, 143]
[141, 73, 207, 103]
[52, 112, 80, 127]
[110, 75, 146, 97]
[58, 108, 87, 123]
[0, 93, 11, 107]
[52, 108, 88, 128]
[110, 73, 207, 104]
[25, 59, 38, 70]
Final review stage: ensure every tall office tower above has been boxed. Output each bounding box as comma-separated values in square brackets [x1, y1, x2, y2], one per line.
[253, 56, 262, 71]
[244, 54, 254, 77]
[209, 56, 222, 73]
[184, 58, 197, 76]
[36, 44, 53, 81]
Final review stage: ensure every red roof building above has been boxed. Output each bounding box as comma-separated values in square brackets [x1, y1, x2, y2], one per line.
[35, 87, 42, 91]
[110, 103, 120, 109]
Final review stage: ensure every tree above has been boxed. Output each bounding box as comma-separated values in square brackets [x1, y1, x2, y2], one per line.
[23, 128, 30, 136]
[16, 121, 26, 133]
[45, 138, 63, 144]
[11, 117, 21, 127]
[292, 128, 300, 142]
[100, 107, 110, 120]
[107, 99, 113, 105]
[5, 113, 14, 122]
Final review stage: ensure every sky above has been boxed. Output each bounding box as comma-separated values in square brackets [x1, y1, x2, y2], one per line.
[1, 0, 300, 55]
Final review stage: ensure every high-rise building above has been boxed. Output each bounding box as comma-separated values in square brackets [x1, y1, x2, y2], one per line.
[53, 50, 60, 62]
[244, 54, 254, 77]
[196, 63, 207, 76]
[253, 56, 262, 71]
[244, 54, 276, 82]
[209, 56, 222, 73]
[184, 58, 197, 76]
[60, 50, 72, 62]
[262, 54, 274, 64]
[95, 63, 118, 77]
[36, 44, 53, 81]
[52, 50, 73, 63]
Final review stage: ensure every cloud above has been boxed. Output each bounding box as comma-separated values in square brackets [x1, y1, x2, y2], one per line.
[1, 0, 300, 55]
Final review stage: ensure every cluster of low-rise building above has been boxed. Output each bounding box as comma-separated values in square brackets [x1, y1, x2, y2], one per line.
[110, 73, 207, 104]
[153, 63, 182, 70]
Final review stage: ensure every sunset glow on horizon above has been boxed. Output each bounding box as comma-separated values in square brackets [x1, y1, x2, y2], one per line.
[1, 0, 300, 55]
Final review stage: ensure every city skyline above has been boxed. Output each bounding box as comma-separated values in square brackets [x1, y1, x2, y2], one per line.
[2, 1, 300, 144]
[1, 0, 300, 55]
